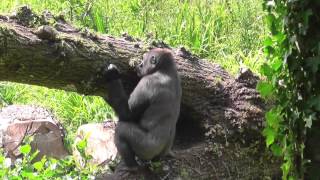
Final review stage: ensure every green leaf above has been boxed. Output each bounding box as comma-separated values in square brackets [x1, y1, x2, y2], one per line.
[265, 14, 275, 28]
[266, 109, 280, 130]
[264, 37, 273, 47]
[48, 158, 58, 165]
[0, 156, 4, 164]
[76, 139, 87, 151]
[270, 57, 282, 71]
[262, 127, 276, 147]
[289, 176, 296, 180]
[19, 144, 31, 155]
[9, 175, 23, 180]
[21, 168, 35, 178]
[33, 161, 44, 172]
[270, 144, 282, 156]
[0, 169, 5, 177]
[30, 150, 39, 161]
[264, 46, 275, 56]
[265, 13, 277, 34]
[43, 169, 55, 178]
[274, 33, 286, 44]
[281, 161, 290, 179]
[77, 141, 87, 149]
[260, 63, 274, 78]
[257, 81, 274, 97]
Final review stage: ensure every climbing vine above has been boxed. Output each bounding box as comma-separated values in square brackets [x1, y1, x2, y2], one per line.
[258, 0, 320, 179]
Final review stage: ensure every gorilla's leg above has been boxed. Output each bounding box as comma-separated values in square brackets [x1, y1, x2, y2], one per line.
[162, 127, 176, 157]
[114, 130, 138, 168]
[115, 122, 165, 161]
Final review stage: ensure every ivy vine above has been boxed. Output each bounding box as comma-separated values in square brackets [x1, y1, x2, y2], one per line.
[258, 0, 320, 179]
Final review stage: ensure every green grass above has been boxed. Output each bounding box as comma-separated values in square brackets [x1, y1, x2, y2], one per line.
[0, 0, 266, 145]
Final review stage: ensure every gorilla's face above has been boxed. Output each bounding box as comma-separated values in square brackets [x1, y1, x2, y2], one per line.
[136, 52, 159, 77]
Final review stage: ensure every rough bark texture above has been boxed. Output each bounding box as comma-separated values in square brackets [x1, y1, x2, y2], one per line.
[0, 7, 280, 179]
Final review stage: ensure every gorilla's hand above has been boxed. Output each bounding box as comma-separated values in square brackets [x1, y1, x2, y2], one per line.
[103, 64, 121, 82]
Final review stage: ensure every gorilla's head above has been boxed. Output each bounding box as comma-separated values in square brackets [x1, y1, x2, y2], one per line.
[136, 48, 175, 77]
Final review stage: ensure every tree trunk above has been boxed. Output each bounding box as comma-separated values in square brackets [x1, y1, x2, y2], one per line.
[0, 6, 279, 179]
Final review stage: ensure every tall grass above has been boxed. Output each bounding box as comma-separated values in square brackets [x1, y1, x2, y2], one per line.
[0, 0, 266, 140]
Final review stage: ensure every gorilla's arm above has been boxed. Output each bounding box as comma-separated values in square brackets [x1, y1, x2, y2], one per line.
[103, 64, 149, 122]
[102, 64, 131, 121]
[128, 79, 150, 122]
[105, 79, 131, 122]
[106, 79, 149, 122]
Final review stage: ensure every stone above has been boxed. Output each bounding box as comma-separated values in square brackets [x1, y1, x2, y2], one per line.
[0, 105, 68, 161]
[73, 121, 117, 167]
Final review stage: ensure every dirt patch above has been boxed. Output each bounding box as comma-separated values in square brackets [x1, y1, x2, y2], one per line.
[98, 141, 280, 180]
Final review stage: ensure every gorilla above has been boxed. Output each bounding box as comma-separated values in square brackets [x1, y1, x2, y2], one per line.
[102, 48, 182, 170]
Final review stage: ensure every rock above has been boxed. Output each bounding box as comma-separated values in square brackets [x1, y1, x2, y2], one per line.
[0, 105, 68, 161]
[73, 121, 117, 167]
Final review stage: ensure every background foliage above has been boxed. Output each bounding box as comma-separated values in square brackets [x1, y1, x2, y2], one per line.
[259, 0, 320, 179]
[0, 137, 98, 179]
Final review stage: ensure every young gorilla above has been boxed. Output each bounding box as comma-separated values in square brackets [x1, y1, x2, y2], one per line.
[103, 48, 182, 170]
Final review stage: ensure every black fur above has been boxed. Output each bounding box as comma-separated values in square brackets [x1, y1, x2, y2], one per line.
[103, 48, 182, 168]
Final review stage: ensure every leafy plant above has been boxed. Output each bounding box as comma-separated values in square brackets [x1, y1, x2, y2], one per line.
[258, 0, 320, 179]
[0, 137, 99, 179]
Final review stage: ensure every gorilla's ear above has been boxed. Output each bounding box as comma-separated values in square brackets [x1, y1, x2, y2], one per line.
[150, 55, 157, 64]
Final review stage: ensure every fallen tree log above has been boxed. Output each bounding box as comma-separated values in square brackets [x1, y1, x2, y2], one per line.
[0, 6, 279, 179]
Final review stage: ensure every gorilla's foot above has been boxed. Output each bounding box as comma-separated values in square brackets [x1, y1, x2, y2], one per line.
[165, 150, 176, 158]
[116, 160, 139, 172]
[97, 162, 158, 180]
[110, 162, 145, 180]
